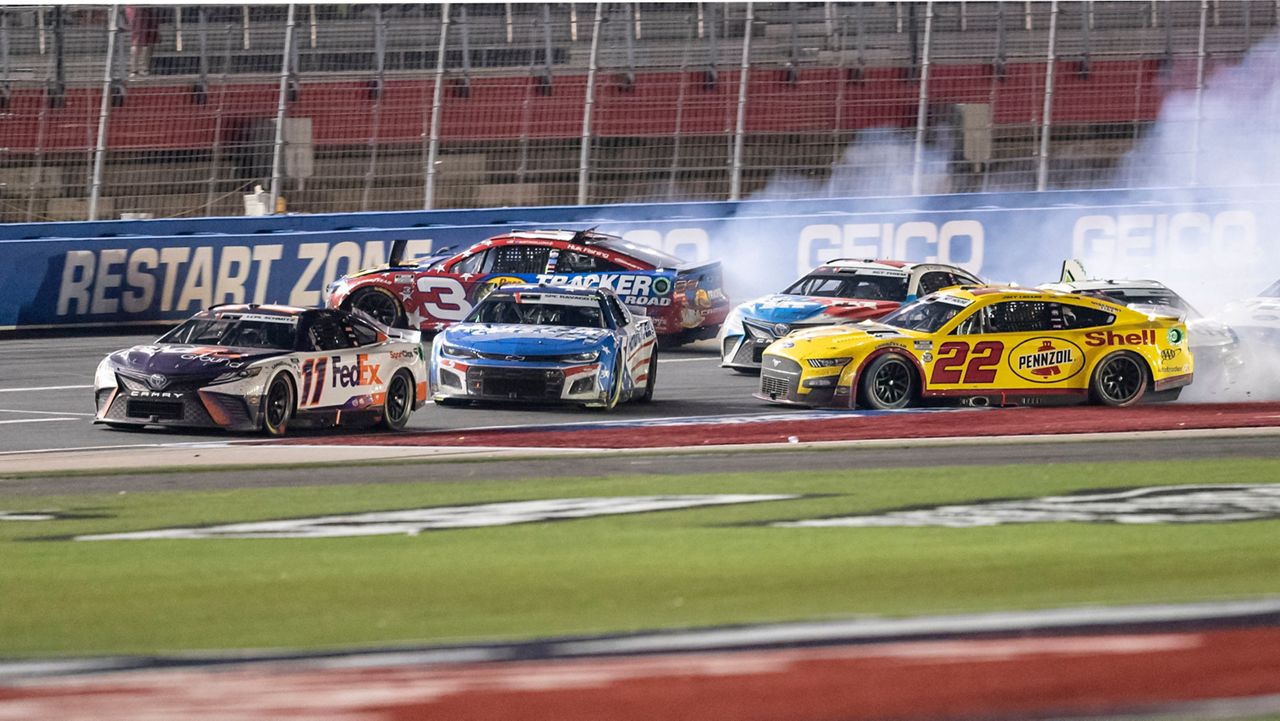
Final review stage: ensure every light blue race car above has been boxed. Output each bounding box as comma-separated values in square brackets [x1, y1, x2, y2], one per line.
[430, 284, 658, 409]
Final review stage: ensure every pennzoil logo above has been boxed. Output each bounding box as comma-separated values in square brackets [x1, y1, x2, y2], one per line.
[1009, 337, 1085, 383]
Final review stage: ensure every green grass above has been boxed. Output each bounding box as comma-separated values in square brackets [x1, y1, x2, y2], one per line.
[3, 458, 1280, 657]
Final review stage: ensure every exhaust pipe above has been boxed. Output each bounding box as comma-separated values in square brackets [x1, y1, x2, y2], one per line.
[962, 396, 991, 407]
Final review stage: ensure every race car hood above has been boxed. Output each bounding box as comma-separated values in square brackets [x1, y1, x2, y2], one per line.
[768, 321, 914, 358]
[108, 345, 285, 377]
[1220, 297, 1280, 328]
[440, 324, 611, 355]
[739, 294, 899, 326]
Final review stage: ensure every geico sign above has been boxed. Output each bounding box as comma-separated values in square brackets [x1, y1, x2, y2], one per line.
[798, 221, 984, 276]
[1071, 211, 1258, 265]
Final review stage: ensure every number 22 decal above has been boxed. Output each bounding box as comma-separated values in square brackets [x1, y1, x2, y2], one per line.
[929, 341, 1004, 384]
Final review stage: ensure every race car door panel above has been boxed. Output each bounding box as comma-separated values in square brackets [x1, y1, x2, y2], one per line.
[928, 300, 1087, 391]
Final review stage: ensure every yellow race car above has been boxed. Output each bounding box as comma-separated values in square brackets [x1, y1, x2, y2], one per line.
[757, 286, 1192, 409]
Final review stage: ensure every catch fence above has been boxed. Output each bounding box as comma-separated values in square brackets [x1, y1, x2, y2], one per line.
[0, 2, 1276, 222]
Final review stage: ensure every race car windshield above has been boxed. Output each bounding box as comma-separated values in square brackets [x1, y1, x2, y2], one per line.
[159, 317, 297, 350]
[1086, 288, 1200, 319]
[878, 297, 965, 332]
[784, 272, 908, 301]
[467, 297, 605, 328]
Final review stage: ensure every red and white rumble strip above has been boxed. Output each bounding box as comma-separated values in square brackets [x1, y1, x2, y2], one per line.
[4, 599, 1280, 721]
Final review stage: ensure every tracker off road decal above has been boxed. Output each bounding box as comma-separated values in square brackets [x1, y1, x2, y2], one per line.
[75, 495, 799, 540]
[772, 484, 1280, 528]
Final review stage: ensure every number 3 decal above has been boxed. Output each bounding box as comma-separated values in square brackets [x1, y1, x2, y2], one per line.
[929, 341, 1005, 385]
[415, 277, 472, 321]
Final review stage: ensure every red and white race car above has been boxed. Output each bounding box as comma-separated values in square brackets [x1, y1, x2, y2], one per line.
[326, 229, 730, 346]
[718, 259, 983, 372]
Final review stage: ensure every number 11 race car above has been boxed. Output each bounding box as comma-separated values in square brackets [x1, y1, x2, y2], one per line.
[757, 286, 1192, 409]
[327, 229, 730, 346]
[94, 305, 428, 435]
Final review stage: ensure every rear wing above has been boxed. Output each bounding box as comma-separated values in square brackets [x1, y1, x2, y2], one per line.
[388, 239, 454, 268]
[1059, 258, 1089, 283]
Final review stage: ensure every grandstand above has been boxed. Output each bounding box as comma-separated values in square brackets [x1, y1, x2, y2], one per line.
[0, 2, 1275, 221]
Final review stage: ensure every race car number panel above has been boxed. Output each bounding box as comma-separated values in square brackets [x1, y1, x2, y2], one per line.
[928, 341, 1005, 385]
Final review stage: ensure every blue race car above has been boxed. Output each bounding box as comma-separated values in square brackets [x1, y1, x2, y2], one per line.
[430, 284, 658, 408]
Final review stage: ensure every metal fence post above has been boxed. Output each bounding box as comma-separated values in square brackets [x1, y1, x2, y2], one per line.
[729, 2, 753, 201]
[362, 4, 387, 212]
[911, 0, 933, 196]
[269, 4, 296, 214]
[578, 2, 603, 206]
[89, 5, 121, 221]
[1191, 0, 1209, 186]
[1036, 0, 1059, 192]
[424, 2, 450, 210]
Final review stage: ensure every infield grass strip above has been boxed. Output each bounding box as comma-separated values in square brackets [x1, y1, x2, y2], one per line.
[3, 458, 1280, 657]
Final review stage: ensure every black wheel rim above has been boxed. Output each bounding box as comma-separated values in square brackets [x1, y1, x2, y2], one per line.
[1100, 356, 1143, 402]
[266, 380, 289, 427]
[873, 359, 911, 405]
[354, 291, 399, 327]
[388, 377, 410, 421]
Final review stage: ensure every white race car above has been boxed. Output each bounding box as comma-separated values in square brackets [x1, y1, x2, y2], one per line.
[94, 304, 428, 435]
[718, 259, 983, 373]
[1040, 262, 1243, 392]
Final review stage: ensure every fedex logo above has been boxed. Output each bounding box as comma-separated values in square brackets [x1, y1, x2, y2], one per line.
[1084, 329, 1158, 347]
[331, 353, 383, 388]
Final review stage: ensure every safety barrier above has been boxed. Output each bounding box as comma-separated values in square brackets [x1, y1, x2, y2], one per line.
[2, 186, 1277, 330]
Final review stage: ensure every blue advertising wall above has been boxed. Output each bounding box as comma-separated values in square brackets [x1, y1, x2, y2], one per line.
[2, 187, 1277, 330]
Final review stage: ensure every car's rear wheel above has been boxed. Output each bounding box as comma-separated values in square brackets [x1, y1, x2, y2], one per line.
[380, 370, 414, 431]
[347, 287, 404, 328]
[261, 373, 295, 436]
[858, 354, 916, 410]
[637, 350, 658, 403]
[1089, 351, 1148, 407]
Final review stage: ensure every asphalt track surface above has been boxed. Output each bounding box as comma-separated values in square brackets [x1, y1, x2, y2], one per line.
[4, 331, 1280, 495]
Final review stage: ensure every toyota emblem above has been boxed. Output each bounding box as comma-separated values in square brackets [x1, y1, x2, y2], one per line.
[147, 373, 168, 390]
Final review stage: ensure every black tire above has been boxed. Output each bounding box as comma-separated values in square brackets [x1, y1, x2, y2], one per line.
[261, 373, 295, 436]
[347, 287, 404, 328]
[637, 349, 658, 403]
[380, 370, 414, 431]
[1089, 351, 1148, 407]
[600, 356, 625, 410]
[857, 354, 916, 410]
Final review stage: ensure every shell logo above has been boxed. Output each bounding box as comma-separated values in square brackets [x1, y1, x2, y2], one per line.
[1010, 337, 1086, 383]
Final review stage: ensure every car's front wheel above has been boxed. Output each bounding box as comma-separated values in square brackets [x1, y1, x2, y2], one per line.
[1089, 351, 1148, 407]
[261, 373, 295, 436]
[858, 354, 916, 410]
[347, 287, 404, 328]
[380, 370, 414, 431]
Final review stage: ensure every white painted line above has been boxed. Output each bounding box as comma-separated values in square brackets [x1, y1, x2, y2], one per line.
[0, 417, 79, 425]
[0, 440, 232, 456]
[556, 597, 1280, 656]
[0, 384, 92, 393]
[657, 357, 718, 364]
[0, 408, 96, 417]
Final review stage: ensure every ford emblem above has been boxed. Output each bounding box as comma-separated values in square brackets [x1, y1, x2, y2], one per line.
[147, 373, 168, 390]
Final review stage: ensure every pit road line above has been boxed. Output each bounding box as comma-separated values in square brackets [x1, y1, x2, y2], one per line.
[0, 385, 92, 393]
